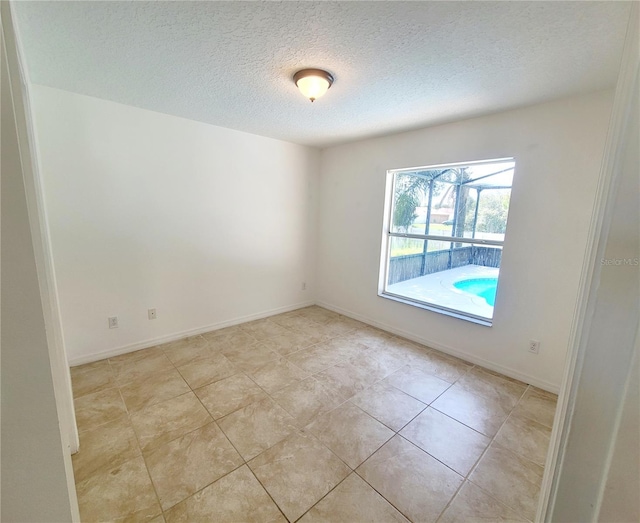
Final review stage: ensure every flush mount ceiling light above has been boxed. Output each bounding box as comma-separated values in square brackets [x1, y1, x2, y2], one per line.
[293, 69, 334, 102]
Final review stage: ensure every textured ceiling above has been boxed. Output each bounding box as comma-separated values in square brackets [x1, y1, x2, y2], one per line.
[14, 1, 631, 147]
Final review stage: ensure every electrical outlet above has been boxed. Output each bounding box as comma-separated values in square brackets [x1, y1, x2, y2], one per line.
[148, 308, 157, 320]
[528, 340, 540, 354]
[108, 316, 118, 329]
[301, 282, 307, 291]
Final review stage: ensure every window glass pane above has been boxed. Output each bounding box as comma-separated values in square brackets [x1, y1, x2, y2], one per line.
[382, 158, 515, 324]
[391, 173, 429, 233]
[386, 238, 502, 321]
[427, 178, 476, 239]
[388, 237, 449, 284]
[473, 188, 510, 242]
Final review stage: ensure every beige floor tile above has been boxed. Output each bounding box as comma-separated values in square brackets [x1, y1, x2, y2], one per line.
[457, 368, 527, 410]
[298, 473, 409, 523]
[72, 415, 141, 484]
[130, 392, 212, 453]
[271, 313, 322, 332]
[263, 330, 323, 355]
[323, 337, 372, 361]
[295, 306, 339, 324]
[110, 346, 164, 366]
[385, 337, 431, 360]
[366, 344, 412, 374]
[494, 413, 552, 466]
[316, 318, 360, 338]
[438, 481, 527, 523]
[74, 387, 127, 432]
[222, 342, 281, 373]
[240, 319, 293, 340]
[249, 357, 309, 394]
[110, 347, 174, 384]
[357, 435, 463, 523]
[248, 432, 350, 522]
[351, 381, 427, 431]
[70, 360, 116, 398]
[76, 456, 161, 522]
[306, 403, 394, 468]
[512, 386, 557, 428]
[469, 444, 544, 521]
[120, 368, 190, 412]
[270, 309, 305, 320]
[271, 376, 346, 426]
[204, 328, 258, 352]
[379, 337, 427, 359]
[409, 350, 474, 382]
[314, 356, 391, 399]
[431, 384, 512, 437]
[384, 365, 452, 404]
[400, 408, 490, 476]
[286, 343, 348, 374]
[218, 397, 298, 460]
[333, 315, 366, 330]
[206, 330, 258, 352]
[176, 352, 237, 389]
[480, 367, 529, 385]
[195, 373, 268, 419]
[201, 324, 242, 339]
[164, 465, 285, 523]
[160, 335, 212, 367]
[290, 321, 334, 343]
[293, 305, 322, 315]
[343, 326, 395, 351]
[145, 422, 243, 510]
[71, 315, 545, 523]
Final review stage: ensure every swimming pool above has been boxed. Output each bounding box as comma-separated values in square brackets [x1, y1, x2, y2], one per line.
[453, 277, 498, 306]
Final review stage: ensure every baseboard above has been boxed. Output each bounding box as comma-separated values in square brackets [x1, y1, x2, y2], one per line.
[316, 300, 560, 394]
[68, 300, 315, 366]
[70, 297, 560, 394]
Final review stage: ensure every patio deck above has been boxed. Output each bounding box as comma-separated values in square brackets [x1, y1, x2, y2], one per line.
[386, 264, 499, 320]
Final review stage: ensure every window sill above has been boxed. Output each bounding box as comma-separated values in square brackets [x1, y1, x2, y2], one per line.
[378, 291, 493, 327]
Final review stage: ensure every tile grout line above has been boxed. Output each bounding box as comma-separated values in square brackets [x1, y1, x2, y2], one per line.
[454, 384, 535, 522]
[118, 337, 215, 518]
[352, 467, 417, 522]
[70, 309, 318, 516]
[72, 307, 550, 522]
[244, 461, 294, 522]
[128, 332, 252, 518]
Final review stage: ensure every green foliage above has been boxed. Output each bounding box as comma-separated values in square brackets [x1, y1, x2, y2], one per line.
[393, 169, 462, 233]
[393, 191, 419, 232]
[477, 191, 510, 234]
[464, 193, 477, 226]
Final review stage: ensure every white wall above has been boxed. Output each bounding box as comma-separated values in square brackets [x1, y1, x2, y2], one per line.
[598, 346, 639, 523]
[1, 12, 77, 520]
[549, 54, 638, 520]
[317, 91, 614, 391]
[31, 85, 319, 364]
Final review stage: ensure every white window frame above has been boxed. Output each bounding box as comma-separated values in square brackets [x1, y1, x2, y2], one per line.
[378, 158, 515, 326]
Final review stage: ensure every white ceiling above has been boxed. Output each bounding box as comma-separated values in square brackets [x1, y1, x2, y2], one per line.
[14, 1, 631, 147]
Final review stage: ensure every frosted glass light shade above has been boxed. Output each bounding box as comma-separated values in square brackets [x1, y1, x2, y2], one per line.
[293, 69, 334, 102]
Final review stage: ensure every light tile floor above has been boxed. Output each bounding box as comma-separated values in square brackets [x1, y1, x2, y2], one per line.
[70, 306, 558, 523]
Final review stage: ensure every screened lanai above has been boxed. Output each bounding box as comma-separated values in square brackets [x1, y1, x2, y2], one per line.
[381, 159, 515, 323]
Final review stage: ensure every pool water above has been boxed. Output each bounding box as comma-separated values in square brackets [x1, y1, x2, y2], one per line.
[453, 277, 498, 306]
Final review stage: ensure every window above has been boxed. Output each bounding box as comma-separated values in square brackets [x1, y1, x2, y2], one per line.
[379, 158, 515, 325]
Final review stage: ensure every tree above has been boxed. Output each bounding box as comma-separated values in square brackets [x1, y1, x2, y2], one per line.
[392, 169, 456, 233]
[477, 191, 510, 233]
[393, 191, 419, 232]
